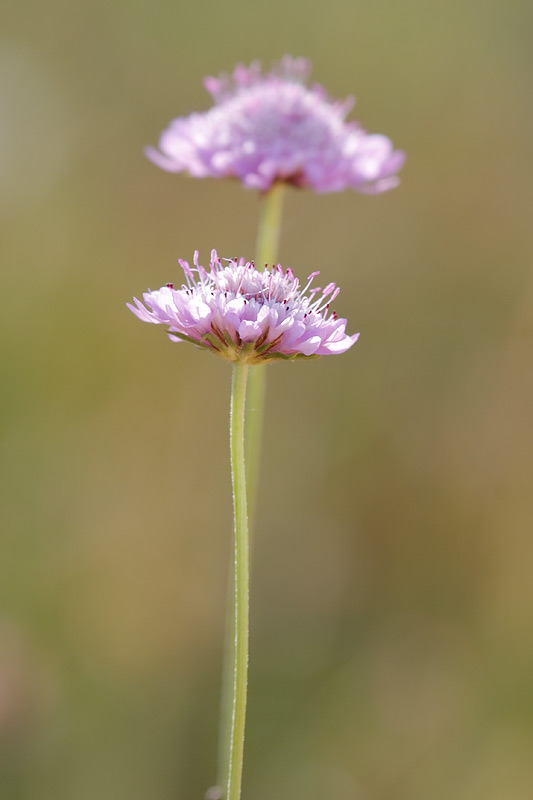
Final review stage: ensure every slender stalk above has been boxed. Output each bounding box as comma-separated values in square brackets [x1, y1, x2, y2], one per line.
[226, 361, 250, 800]
[216, 184, 284, 795]
[245, 182, 285, 526]
[255, 181, 285, 277]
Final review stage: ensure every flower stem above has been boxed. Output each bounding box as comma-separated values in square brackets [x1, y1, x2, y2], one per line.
[255, 181, 285, 276]
[216, 185, 284, 796]
[245, 182, 285, 526]
[225, 361, 250, 800]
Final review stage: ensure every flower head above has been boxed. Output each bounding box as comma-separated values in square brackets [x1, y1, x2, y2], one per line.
[146, 56, 404, 194]
[127, 250, 359, 364]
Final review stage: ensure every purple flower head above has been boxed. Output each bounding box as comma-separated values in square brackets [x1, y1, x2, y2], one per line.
[146, 56, 405, 194]
[127, 250, 359, 364]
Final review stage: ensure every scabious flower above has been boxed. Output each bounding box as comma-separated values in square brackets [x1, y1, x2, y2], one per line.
[146, 56, 405, 194]
[127, 250, 358, 364]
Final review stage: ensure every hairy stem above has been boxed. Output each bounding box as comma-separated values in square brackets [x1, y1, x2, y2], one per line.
[226, 361, 250, 800]
[216, 184, 284, 795]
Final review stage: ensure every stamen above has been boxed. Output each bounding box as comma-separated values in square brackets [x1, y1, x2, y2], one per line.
[236, 263, 251, 295]
[302, 270, 320, 294]
[179, 259, 194, 287]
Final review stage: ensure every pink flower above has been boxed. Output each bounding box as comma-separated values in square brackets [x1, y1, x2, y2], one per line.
[146, 56, 404, 194]
[127, 250, 359, 363]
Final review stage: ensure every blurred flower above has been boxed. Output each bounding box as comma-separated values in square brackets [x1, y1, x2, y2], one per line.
[128, 250, 358, 363]
[146, 56, 404, 194]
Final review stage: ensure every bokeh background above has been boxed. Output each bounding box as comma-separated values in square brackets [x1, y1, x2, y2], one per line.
[1, 0, 532, 797]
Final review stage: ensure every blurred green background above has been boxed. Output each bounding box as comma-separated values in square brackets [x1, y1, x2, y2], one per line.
[1, 0, 532, 797]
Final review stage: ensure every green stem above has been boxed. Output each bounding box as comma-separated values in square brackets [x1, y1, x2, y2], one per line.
[226, 361, 250, 800]
[245, 182, 285, 526]
[255, 181, 285, 275]
[216, 184, 284, 796]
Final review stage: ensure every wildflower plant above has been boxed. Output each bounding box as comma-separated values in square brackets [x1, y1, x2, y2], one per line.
[131, 56, 403, 800]
[128, 250, 359, 362]
[147, 55, 404, 195]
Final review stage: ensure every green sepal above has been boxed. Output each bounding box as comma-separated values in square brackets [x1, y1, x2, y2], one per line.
[261, 351, 298, 361]
[167, 330, 211, 348]
[239, 342, 255, 359]
[201, 332, 225, 350]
